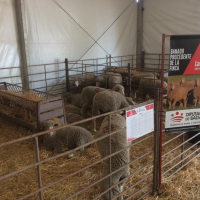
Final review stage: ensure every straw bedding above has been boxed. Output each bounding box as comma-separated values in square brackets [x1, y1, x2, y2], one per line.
[0, 103, 200, 199]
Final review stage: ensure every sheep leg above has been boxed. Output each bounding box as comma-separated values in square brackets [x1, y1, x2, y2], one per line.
[172, 100, 177, 109]
[93, 119, 97, 132]
[68, 148, 84, 158]
[194, 98, 197, 106]
[118, 185, 124, 200]
[168, 99, 172, 108]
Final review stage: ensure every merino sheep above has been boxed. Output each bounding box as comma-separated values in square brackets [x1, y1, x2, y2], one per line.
[108, 73, 122, 89]
[123, 73, 155, 89]
[168, 80, 198, 108]
[92, 90, 130, 131]
[73, 72, 96, 90]
[62, 92, 83, 108]
[96, 72, 115, 88]
[39, 120, 94, 157]
[138, 77, 167, 99]
[66, 113, 86, 128]
[97, 114, 130, 200]
[65, 104, 82, 115]
[112, 84, 125, 95]
[81, 86, 106, 118]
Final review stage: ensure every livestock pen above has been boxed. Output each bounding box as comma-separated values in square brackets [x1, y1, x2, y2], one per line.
[0, 54, 200, 200]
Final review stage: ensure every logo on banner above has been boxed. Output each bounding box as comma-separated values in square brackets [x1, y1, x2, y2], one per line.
[170, 112, 184, 122]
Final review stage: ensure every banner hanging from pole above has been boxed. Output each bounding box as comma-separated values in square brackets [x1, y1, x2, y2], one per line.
[165, 35, 200, 134]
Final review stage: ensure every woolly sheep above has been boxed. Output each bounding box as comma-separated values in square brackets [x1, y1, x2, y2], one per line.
[92, 90, 130, 131]
[108, 73, 122, 89]
[65, 104, 82, 116]
[66, 113, 86, 128]
[112, 84, 125, 95]
[97, 114, 130, 200]
[96, 72, 115, 88]
[62, 92, 83, 108]
[123, 73, 155, 89]
[138, 77, 167, 99]
[39, 120, 94, 157]
[73, 72, 96, 90]
[81, 86, 106, 118]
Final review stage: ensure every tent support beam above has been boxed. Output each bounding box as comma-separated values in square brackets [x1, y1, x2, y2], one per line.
[136, 0, 144, 69]
[15, 0, 29, 88]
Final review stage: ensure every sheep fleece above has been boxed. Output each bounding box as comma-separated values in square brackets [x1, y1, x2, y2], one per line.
[97, 114, 130, 199]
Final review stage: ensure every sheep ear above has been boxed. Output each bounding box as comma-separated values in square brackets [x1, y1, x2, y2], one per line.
[75, 80, 79, 87]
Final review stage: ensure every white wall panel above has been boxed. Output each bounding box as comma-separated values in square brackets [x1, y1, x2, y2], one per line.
[0, 0, 21, 84]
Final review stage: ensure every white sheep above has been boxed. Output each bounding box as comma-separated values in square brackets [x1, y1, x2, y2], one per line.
[108, 73, 122, 89]
[65, 104, 82, 116]
[73, 73, 96, 90]
[92, 90, 130, 131]
[39, 120, 94, 157]
[138, 77, 167, 99]
[81, 85, 126, 118]
[62, 92, 83, 108]
[66, 113, 86, 128]
[97, 114, 130, 200]
[96, 72, 115, 88]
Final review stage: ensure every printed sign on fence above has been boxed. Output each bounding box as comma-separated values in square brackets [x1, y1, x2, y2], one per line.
[165, 35, 200, 133]
[126, 103, 154, 142]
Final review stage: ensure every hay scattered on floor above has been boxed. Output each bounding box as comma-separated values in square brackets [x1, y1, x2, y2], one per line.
[0, 110, 200, 199]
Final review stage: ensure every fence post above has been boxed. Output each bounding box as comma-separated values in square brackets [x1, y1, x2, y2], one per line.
[128, 63, 131, 97]
[34, 136, 43, 200]
[108, 114, 112, 200]
[153, 89, 161, 195]
[141, 51, 145, 70]
[65, 58, 70, 92]
[109, 54, 111, 69]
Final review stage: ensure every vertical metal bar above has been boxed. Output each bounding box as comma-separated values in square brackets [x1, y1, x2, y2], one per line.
[109, 54, 111, 69]
[154, 70, 156, 98]
[142, 51, 145, 70]
[181, 133, 185, 167]
[108, 114, 112, 200]
[34, 136, 43, 200]
[121, 56, 122, 67]
[128, 63, 131, 97]
[159, 34, 166, 191]
[65, 58, 70, 92]
[82, 60, 84, 76]
[132, 55, 133, 69]
[106, 55, 108, 72]
[44, 65, 47, 92]
[158, 54, 161, 69]
[153, 89, 160, 194]
[15, 0, 29, 88]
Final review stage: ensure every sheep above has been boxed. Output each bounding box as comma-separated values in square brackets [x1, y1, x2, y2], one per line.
[123, 73, 155, 89]
[81, 86, 106, 118]
[39, 120, 94, 157]
[97, 114, 130, 200]
[73, 72, 96, 90]
[65, 104, 82, 116]
[96, 72, 115, 88]
[66, 113, 86, 128]
[108, 73, 122, 89]
[168, 80, 198, 108]
[81, 85, 125, 118]
[62, 92, 83, 108]
[92, 90, 130, 131]
[125, 97, 136, 105]
[112, 84, 125, 95]
[138, 77, 167, 99]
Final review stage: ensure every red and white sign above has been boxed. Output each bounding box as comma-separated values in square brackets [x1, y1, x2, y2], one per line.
[126, 103, 154, 142]
[165, 108, 200, 132]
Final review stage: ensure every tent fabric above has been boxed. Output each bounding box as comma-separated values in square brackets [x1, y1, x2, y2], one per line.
[24, 0, 137, 90]
[0, 0, 21, 84]
[143, 0, 200, 69]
